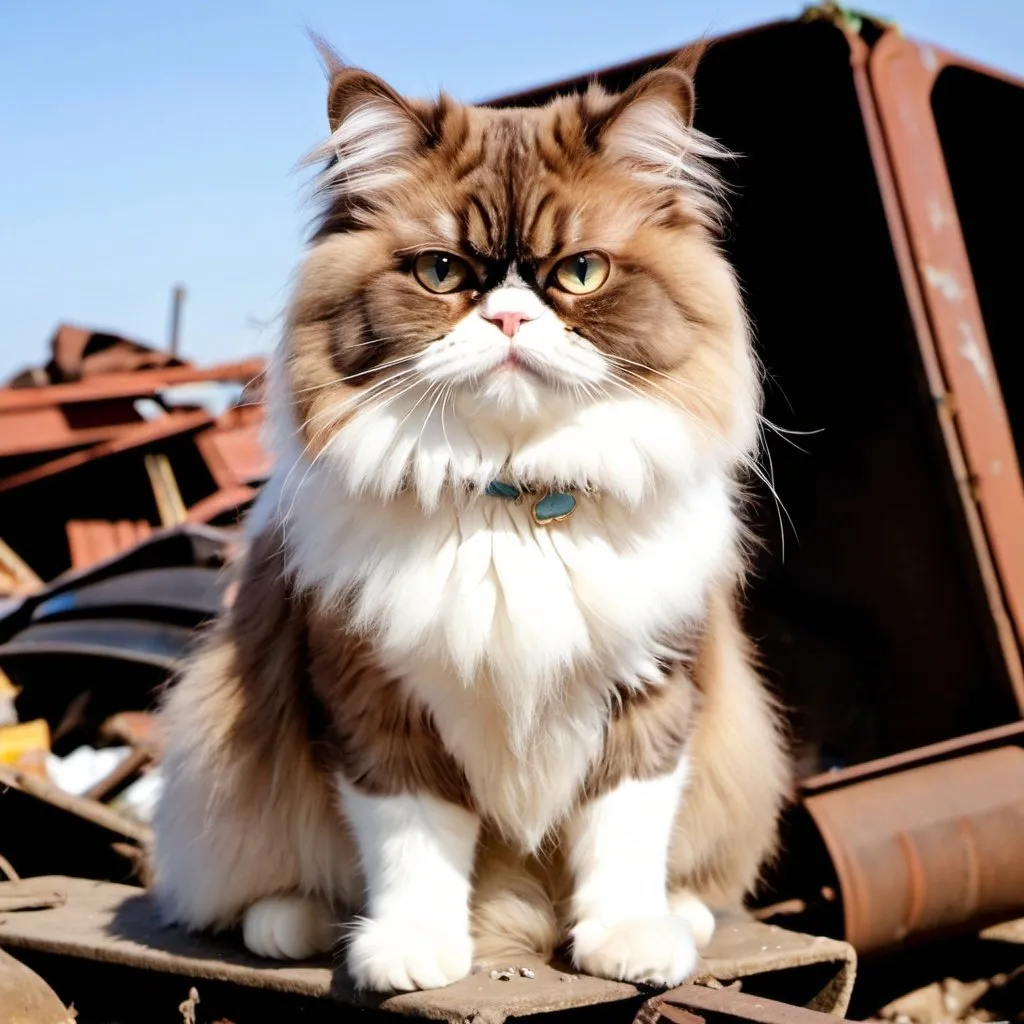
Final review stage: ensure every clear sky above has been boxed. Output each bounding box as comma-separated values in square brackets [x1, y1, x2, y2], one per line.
[2, 0, 1022, 380]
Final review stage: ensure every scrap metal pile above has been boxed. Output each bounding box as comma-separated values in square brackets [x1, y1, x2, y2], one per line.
[2, 6, 1024, 1023]
[0, 324, 263, 860]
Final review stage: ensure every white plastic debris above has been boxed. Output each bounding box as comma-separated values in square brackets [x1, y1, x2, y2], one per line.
[46, 745, 132, 796]
[110, 765, 165, 825]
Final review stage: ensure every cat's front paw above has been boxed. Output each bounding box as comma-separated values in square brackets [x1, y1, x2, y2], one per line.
[242, 896, 335, 960]
[346, 916, 473, 991]
[571, 916, 698, 987]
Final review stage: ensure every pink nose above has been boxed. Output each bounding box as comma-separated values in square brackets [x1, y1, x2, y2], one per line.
[485, 311, 535, 338]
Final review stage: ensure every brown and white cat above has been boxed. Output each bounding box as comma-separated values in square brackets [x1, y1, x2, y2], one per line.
[151, 46, 790, 993]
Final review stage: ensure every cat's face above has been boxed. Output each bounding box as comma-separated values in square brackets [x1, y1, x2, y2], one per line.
[280, 52, 757, 503]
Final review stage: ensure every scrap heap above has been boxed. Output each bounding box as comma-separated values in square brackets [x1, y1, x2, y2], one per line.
[2, 6, 1024, 1023]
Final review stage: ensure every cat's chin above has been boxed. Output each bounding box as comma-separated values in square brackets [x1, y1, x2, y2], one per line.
[469, 367, 554, 420]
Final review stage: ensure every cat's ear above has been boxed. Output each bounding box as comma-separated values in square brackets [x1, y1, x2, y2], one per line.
[309, 35, 430, 201]
[326, 67, 426, 141]
[589, 44, 726, 225]
[594, 64, 697, 171]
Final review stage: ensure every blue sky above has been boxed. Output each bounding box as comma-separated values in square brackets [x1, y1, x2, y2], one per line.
[2, 0, 1022, 380]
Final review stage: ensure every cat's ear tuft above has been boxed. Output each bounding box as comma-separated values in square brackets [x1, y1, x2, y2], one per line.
[595, 65, 697, 170]
[589, 46, 728, 228]
[326, 67, 425, 141]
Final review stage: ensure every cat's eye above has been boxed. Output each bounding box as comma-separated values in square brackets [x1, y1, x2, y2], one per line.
[413, 252, 473, 294]
[551, 252, 610, 295]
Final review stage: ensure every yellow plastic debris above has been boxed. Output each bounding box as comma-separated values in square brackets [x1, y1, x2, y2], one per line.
[0, 719, 51, 769]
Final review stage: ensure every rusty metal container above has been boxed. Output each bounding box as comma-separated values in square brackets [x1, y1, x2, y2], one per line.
[489, 8, 1024, 953]
[804, 734, 1024, 953]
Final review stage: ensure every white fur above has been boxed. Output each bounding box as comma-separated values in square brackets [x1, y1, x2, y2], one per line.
[307, 101, 419, 204]
[152, 705, 360, 934]
[567, 757, 698, 985]
[262, 280, 748, 849]
[242, 896, 335, 960]
[602, 96, 730, 227]
[338, 780, 479, 991]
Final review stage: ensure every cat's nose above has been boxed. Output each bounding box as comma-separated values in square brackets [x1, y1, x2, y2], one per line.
[485, 311, 536, 338]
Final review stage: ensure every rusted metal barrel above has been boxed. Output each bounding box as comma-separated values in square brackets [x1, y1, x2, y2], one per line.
[804, 745, 1024, 953]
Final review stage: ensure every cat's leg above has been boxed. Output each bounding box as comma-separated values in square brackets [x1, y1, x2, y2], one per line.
[153, 727, 356, 960]
[338, 779, 480, 991]
[152, 528, 361, 957]
[566, 756, 698, 986]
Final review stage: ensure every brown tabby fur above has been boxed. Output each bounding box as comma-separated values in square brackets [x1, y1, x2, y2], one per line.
[153, 46, 791, 962]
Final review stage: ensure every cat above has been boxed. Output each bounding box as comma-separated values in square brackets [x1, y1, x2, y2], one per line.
[150, 43, 790, 993]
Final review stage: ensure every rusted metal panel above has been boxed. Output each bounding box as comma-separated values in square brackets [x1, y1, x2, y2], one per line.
[0, 400, 146, 460]
[0, 359, 263, 413]
[638, 983, 848, 1024]
[865, 31, 1024, 659]
[0, 412, 214, 495]
[827, 25, 1024, 714]
[480, 18, 793, 107]
[194, 407, 270, 489]
[46, 324, 185, 383]
[801, 719, 1024, 795]
[0, 877, 856, 1020]
[66, 520, 153, 571]
[804, 745, 1024, 954]
[99, 711, 165, 762]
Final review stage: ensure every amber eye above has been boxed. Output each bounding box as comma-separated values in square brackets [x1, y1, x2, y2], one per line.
[413, 252, 472, 294]
[551, 252, 610, 295]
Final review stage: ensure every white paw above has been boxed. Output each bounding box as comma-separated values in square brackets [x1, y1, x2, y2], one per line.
[242, 896, 335, 960]
[571, 916, 698, 987]
[346, 916, 473, 992]
[668, 891, 716, 949]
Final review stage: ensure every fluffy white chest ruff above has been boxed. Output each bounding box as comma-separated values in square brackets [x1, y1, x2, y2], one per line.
[265, 393, 738, 844]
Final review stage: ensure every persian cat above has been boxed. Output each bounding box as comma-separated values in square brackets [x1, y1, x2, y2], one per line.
[151, 45, 790, 993]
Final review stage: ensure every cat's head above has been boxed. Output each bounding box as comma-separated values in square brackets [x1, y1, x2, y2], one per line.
[273, 46, 759, 510]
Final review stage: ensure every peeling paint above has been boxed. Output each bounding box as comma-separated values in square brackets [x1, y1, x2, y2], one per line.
[923, 265, 965, 302]
[919, 45, 939, 73]
[927, 197, 955, 233]
[958, 322, 996, 397]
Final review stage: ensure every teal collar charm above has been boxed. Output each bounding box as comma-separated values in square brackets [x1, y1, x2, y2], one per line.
[485, 480, 577, 526]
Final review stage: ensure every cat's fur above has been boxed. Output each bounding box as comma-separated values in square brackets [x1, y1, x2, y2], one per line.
[151, 46, 790, 992]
